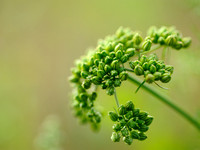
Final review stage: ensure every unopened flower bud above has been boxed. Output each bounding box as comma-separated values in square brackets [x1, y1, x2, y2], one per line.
[125, 48, 135, 57]
[182, 37, 191, 48]
[153, 72, 162, 81]
[98, 62, 105, 70]
[116, 26, 124, 38]
[113, 123, 122, 132]
[105, 43, 113, 52]
[134, 65, 144, 76]
[125, 111, 133, 120]
[145, 74, 155, 83]
[115, 43, 124, 52]
[139, 124, 149, 132]
[165, 35, 177, 46]
[121, 126, 129, 136]
[108, 111, 119, 121]
[160, 73, 171, 83]
[123, 136, 133, 145]
[114, 78, 121, 87]
[138, 111, 148, 120]
[116, 50, 123, 59]
[119, 118, 126, 126]
[106, 87, 115, 95]
[174, 41, 183, 50]
[142, 62, 149, 71]
[105, 79, 113, 87]
[133, 108, 140, 117]
[158, 37, 165, 45]
[138, 132, 147, 141]
[130, 131, 140, 139]
[150, 64, 157, 73]
[144, 70, 151, 77]
[104, 64, 112, 73]
[89, 92, 97, 101]
[145, 116, 154, 126]
[119, 71, 128, 81]
[79, 93, 88, 101]
[91, 76, 102, 85]
[125, 101, 134, 111]
[94, 59, 99, 66]
[140, 55, 147, 64]
[105, 56, 112, 64]
[165, 65, 174, 74]
[82, 63, 90, 71]
[69, 75, 79, 83]
[118, 105, 126, 115]
[111, 60, 120, 70]
[120, 54, 129, 63]
[97, 70, 105, 78]
[82, 79, 91, 89]
[133, 33, 143, 45]
[81, 71, 89, 79]
[111, 132, 121, 142]
[142, 40, 152, 51]
[128, 118, 138, 129]
[111, 70, 118, 77]
[109, 52, 115, 58]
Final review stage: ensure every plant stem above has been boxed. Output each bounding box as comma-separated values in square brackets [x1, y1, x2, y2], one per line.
[141, 45, 162, 55]
[114, 88, 120, 108]
[127, 75, 200, 131]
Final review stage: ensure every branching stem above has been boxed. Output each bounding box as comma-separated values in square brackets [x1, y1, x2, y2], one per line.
[114, 87, 120, 108]
[127, 75, 200, 131]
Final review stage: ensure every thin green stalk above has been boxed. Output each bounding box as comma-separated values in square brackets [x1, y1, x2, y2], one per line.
[141, 45, 162, 55]
[127, 75, 200, 131]
[114, 88, 120, 108]
[162, 46, 168, 61]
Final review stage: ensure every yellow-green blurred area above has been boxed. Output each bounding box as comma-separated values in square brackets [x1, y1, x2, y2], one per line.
[1, 0, 200, 150]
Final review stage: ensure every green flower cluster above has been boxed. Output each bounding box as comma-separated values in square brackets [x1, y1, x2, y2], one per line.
[69, 27, 140, 127]
[147, 26, 191, 50]
[69, 26, 191, 133]
[109, 101, 153, 145]
[129, 54, 173, 83]
[69, 55, 102, 128]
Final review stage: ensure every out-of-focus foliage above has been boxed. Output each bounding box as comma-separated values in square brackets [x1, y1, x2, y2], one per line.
[0, 0, 200, 150]
[34, 115, 64, 150]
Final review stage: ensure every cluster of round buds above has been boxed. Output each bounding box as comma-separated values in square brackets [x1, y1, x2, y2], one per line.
[69, 26, 191, 132]
[109, 101, 153, 145]
[147, 26, 191, 50]
[129, 54, 173, 83]
[69, 27, 139, 128]
[69, 65, 102, 129]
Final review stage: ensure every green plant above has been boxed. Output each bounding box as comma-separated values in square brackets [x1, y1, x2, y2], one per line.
[69, 26, 199, 145]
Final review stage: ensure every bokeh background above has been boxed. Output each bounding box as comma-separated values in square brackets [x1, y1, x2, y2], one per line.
[0, 0, 200, 150]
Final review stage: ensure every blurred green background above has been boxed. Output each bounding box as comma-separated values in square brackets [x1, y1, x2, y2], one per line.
[0, 0, 200, 150]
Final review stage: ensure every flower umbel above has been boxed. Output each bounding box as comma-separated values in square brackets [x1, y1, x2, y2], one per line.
[69, 26, 192, 145]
